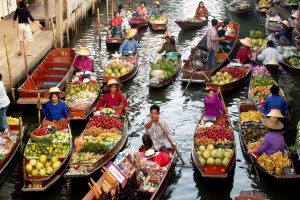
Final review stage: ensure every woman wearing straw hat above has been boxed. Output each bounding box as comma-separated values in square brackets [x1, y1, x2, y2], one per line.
[237, 37, 253, 64]
[119, 28, 143, 56]
[263, 85, 288, 116]
[93, 79, 128, 115]
[41, 87, 70, 129]
[203, 86, 225, 122]
[158, 32, 177, 54]
[148, 1, 164, 17]
[248, 116, 285, 156]
[74, 47, 93, 72]
[276, 20, 293, 46]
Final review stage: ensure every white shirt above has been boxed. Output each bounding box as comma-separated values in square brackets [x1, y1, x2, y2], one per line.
[257, 47, 283, 65]
[0, 81, 10, 108]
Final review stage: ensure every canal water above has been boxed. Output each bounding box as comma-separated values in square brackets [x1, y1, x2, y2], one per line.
[1, 0, 300, 199]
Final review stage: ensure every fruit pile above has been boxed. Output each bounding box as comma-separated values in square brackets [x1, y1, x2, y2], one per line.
[25, 141, 70, 158]
[247, 138, 264, 151]
[195, 126, 234, 142]
[210, 71, 236, 85]
[287, 56, 300, 68]
[100, 108, 116, 116]
[151, 58, 178, 79]
[252, 65, 270, 77]
[87, 115, 124, 130]
[220, 66, 249, 79]
[258, 152, 292, 175]
[6, 116, 20, 125]
[104, 57, 135, 78]
[257, 0, 271, 10]
[250, 30, 267, 52]
[242, 123, 267, 144]
[241, 111, 264, 124]
[149, 13, 167, 23]
[31, 128, 50, 137]
[251, 76, 275, 87]
[250, 86, 271, 104]
[25, 155, 61, 178]
[186, 18, 201, 23]
[83, 127, 120, 137]
[130, 17, 148, 23]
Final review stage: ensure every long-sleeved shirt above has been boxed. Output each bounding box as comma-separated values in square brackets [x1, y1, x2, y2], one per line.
[257, 131, 286, 156]
[119, 39, 142, 55]
[0, 81, 10, 109]
[74, 56, 93, 72]
[257, 47, 283, 65]
[111, 17, 123, 26]
[42, 100, 70, 121]
[195, 7, 208, 20]
[207, 26, 220, 52]
[136, 6, 148, 18]
[237, 47, 252, 64]
[13, 8, 34, 24]
[148, 7, 164, 16]
[158, 40, 177, 54]
[204, 92, 225, 117]
[264, 95, 288, 116]
[96, 92, 128, 109]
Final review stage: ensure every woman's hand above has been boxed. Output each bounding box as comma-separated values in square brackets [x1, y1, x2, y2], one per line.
[92, 107, 97, 112]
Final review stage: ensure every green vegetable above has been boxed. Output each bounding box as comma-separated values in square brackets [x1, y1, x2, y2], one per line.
[80, 142, 109, 155]
[251, 76, 275, 87]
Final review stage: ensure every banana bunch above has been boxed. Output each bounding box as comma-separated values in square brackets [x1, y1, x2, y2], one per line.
[6, 116, 20, 125]
[98, 132, 121, 142]
[241, 111, 263, 124]
[258, 152, 291, 175]
[247, 137, 264, 150]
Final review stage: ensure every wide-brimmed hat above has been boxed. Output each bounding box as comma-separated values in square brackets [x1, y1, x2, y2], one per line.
[292, 12, 298, 19]
[239, 37, 252, 48]
[103, 79, 123, 91]
[44, 87, 65, 99]
[153, 1, 160, 6]
[125, 28, 138, 39]
[164, 31, 172, 39]
[281, 20, 290, 27]
[262, 118, 284, 130]
[75, 47, 90, 56]
[145, 148, 158, 158]
[267, 109, 284, 118]
[267, 59, 279, 65]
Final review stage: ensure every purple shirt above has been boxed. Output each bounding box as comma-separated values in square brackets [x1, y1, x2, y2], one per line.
[74, 56, 93, 72]
[204, 92, 225, 117]
[257, 131, 286, 156]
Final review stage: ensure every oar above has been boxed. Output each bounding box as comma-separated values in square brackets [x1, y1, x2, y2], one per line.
[183, 65, 197, 95]
[37, 93, 41, 125]
[3, 35, 15, 103]
[219, 47, 233, 63]
[157, 122, 185, 165]
[218, 87, 233, 128]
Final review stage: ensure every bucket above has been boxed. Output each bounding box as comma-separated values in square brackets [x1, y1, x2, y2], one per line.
[165, 52, 179, 60]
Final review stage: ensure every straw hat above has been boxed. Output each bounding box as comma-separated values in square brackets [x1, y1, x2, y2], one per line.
[266, 109, 284, 118]
[153, 1, 160, 6]
[103, 79, 123, 92]
[292, 12, 298, 19]
[239, 37, 252, 48]
[164, 31, 172, 39]
[267, 59, 279, 65]
[44, 87, 65, 99]
[125, 28, 138, 39]
[75, 47, 90, 56]
[281, 20, 290, 27]
[145, 148, 158, 158]
[262, 117, 284, 130]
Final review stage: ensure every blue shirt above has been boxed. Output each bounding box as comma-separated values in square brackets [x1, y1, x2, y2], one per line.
[264, 95, 288, 116]
[148, 8, 164, 16]
[42, 100, 70, 121]
[119, 39, 142, 55]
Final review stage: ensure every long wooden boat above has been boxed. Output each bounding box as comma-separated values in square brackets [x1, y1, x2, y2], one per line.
[129, 17, 149, 29]
[82, 145, 177, 200]
[174, 19, 208, 31]
[22, 124, 73, 192]
[205, 65, 251, 93]
[280, 60, 300, 74]
[228, 4, 250, 15]
[265, 19, 284, 33]
[265, 64, 279, 71]
[64, 118, 128, 178]
[148, 58, 182, 88]
[192, 113, 236, 178]
[181, 21, 240, 84]
[17, 48, 75, 105]
[106, 31, 123, 48]
[103, 55, 139, 84]
[0, 122, 25, 175]
[238, 102, 300, 181]
[234, 190, 267, 200]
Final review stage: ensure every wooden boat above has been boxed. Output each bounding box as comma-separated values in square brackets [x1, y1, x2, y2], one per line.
[175, 19, 208, 31]
[265, 63, 279, 71]
[228, 4, 250, 15]
[181, 21, 240, 84]
[17, 48, 75, 105]
[238, 102, 300, 181]
[103, 55, 139, 84]
[0, 122, 25, 175]
[148, 58, 182, 88]
[265, 19, 284, 33]
[129, 17, 149, 29]
[64, 118, 128, 178]
[235, 190, 267, 200]
[106, 31, 123, 48]
[205, 65, 251, 93]
[82, 145, 177, 200]
[192, 114, 236, 178]
[255, 3, 270, 13]
[280, 60, 300, 74]
[22, 124, 73, 192]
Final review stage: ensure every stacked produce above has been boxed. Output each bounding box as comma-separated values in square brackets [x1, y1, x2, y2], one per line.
[247, 138, 264, 151]
[210, 66, 249, 85]
[130, 17, 148, 24]
[287, 56, 300, 68]
[242, 123, 267, 144]
[25, 156, 62, 178]
[257, 0, 271, 11]
[252, 65, 270, 77]
[178, 18, 203, 23]
[250, 30, 267, 52]
[286, 0, 299, 5]
[150, 58, 178, 79]
[6, 116, 20, 125]
[104, 57, 136, 78]
[87, 115, 124, 129]
[251, 76, 275, 87]
[258, 152, 292, 175]
[241, 111, 264, 124]
[149, 13, 167, 24]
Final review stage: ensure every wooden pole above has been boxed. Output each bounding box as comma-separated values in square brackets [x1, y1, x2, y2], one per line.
[19, 117, 23, 155]
[106, 0, 109, 26]
[3, 35, 15, 103]
[44, 0, 50, 29]
[37, 93, 41, 125]
[22, 42, 29, 79]
[97, 8, 101, 38]
[111, 0, 114, 19]
[75, 9, 78, 34]
[50, 18, 57, 48]
[66, 19, 70, 47]
[92, 0, 95, 15]
[55, 0, 64, 48]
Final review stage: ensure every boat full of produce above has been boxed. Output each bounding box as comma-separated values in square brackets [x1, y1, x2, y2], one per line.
[228, 1, 250, 15]
[255, 0, 271, 13]
[149, 13, 168, 31]
[174, 18, 208, 30]
[249, 30, 267, 53]
[280, 46, 300, 74]
[129, 17, 149, 29]
[66, 72, 101, 120]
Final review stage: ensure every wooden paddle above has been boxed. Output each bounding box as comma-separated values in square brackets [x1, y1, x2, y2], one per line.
[218, 87, 233, 128]
[3, 35, 15, 103]
[37, 93, 41, 125]
[157, 122, 185, 165]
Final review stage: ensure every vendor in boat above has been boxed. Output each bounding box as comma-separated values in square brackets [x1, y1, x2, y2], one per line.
[248, 117, 285, 156]
[135, 2, 148, 18]
[194, 1, 208, 21]
[267, 0, 285, 19]
[148, 1, 164, 16]
[119, 28, 143, 56]
[256, 40, 282, 65]
[219, 19, 234, 36]
[74, 47, 93, 72]
[0, 73, 10, 133]
[158, 32, 177, 54]
[237, 37, 253, 64]
[93, 79, 128, 115]
[41, 87, 70, 128]
[143, 104, 175, 151]
[263, 85, 288, 116]
[203, 87, 226, 122]
[111, 11, 123, 27]
[276, 20, 293, 46]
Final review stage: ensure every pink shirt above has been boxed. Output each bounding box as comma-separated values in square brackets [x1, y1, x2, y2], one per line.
[136, 6, 148, 18]
[74, 56, 93, 72]
[207, 26, 219, 52]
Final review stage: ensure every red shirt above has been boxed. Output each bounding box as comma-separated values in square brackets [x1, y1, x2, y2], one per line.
[111, 17, 122, 26]
[237, 47, 252, 64]
[96, 92, 128, 109]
